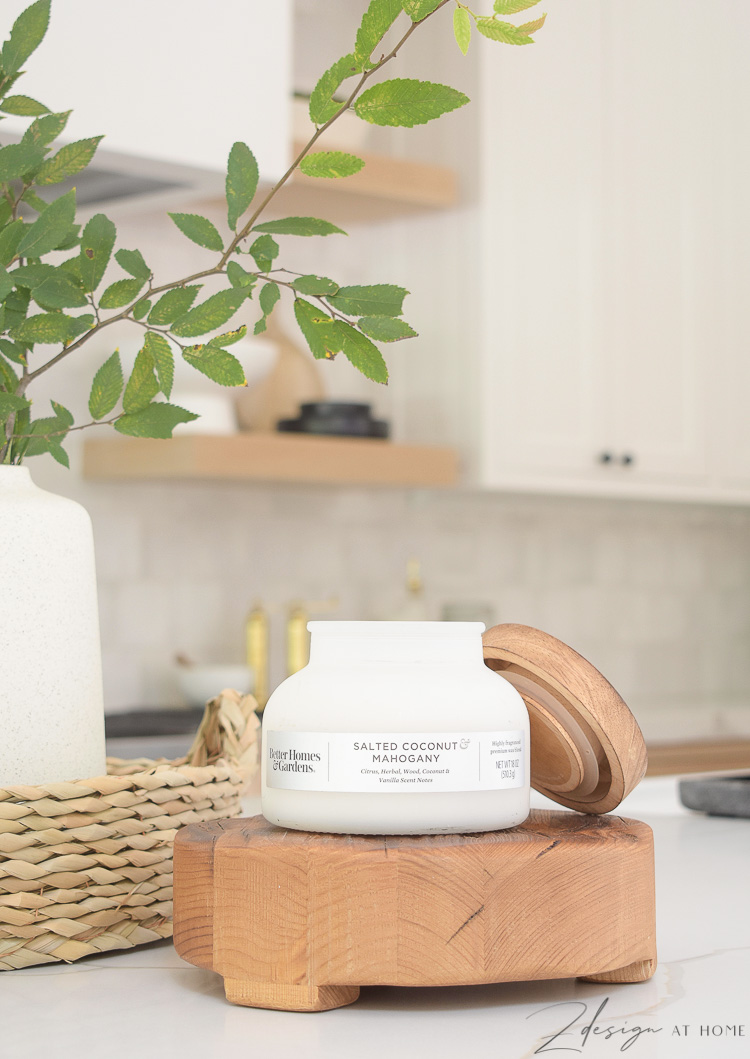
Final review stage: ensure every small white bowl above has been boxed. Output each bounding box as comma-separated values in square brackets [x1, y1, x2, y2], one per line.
[170, 392, 237, 435]
[177, 664, 254, 708]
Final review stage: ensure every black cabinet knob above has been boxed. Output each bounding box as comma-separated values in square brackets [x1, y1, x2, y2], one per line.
[621, 453, 635, 466]
[599, 452, 614, 464]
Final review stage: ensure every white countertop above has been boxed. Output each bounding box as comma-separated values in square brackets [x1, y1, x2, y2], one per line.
[1, 778, 748, 1059]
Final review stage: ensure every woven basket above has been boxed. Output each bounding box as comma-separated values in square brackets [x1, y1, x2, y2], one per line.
[0, 689, 259, 970]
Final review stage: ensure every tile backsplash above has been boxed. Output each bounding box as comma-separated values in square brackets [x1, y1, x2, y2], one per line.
[51, 472, 750, 744]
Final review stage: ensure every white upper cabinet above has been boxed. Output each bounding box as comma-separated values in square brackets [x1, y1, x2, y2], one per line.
[706, 3, 750, 490]
[478, 0, 609, 487]
[0, 0, 291, 182]
[474, 0, 750, 501]
[602, 0, 714, 486]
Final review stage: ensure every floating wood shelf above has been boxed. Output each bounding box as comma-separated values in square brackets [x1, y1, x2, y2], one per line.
[646, 739, 750, 776]
[199, 144, 458, 226]
[82, 433, 459, 488]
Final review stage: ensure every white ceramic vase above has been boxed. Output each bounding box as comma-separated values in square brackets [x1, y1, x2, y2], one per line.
[0, 465, 107, 785]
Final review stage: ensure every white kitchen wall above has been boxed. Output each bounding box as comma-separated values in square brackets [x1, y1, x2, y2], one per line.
[31, 452, 750, 745]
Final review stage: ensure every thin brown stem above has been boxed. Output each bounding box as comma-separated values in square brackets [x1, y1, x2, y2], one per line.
[12, 413, 120, 442]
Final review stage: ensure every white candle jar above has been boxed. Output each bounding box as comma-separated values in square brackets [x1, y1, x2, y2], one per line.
[261, 621, 530, 835]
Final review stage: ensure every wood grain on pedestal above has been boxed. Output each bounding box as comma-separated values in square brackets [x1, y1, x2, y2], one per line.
[173, 810, 657, 1012]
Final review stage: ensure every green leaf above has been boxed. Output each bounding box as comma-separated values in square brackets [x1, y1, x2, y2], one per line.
[518, 14, 547, 35]
[54, 224, 81, 251]
[10, 401, 30, 459]
[354, 78, 469, 127]
[226, 260, 257, 289]
[475, 18, 534, 44]
[0, 338, 27, 364]
[208, 324, 247, 348]
[183, 343, 245, 387]
[0, 142, 45, 181]
[171, 288, 246, 338]
[114, 402, 198, 439]
[0, 94, 49, 116]
[226, 141, 259, 230]
[358, 315, 417, 341]
[293, 298, 344, 360]
[0, 355, 18, 392]
[132, 297, 151, 320]
[0, 197, 12, 228]
[494, 0, 541, 13]
[328, 283, 407, 317]
[23, 413, 69, 458]
[11, 264, 54, 288]
[79, 214, 116, 292]
[13, 312, 76, 344]
[1, 0, 50, 76]
[3, 286, 30, 331]
[99, 277, 145, 309]
[291, 274, 339, 296]
[123, 347, 159, 413]
[89, 350, 123, 418]
[23, 109, 71, 147]
[252, 216, 346, 237]
[453, 7, 471, 54]
[336, 321, 389, 383]
[0, 391, 30, 421]
[34, 136, 104, 185]
[168, 212, 224, 252]
[298, 151, 365, 179]
[254, 280, 280, 335]
[355, 0, 403, 67]
[50, 399, 73, 426]
[0, 265, 14, 301]
[0, 219, 26, 266]
[148, 285, 200, 325]
[401, 0, 444, 21]
[63, 313, 94, 341]
[115, 248, 151, 282]
[47, 440, 69, 467]
[143, 331, 174, 398]
[248, 234, 278, 272]
[8, 263, 55, 287]
[309, 53, 358, 125]
[259, 281, 280, 316]
[33, 272, 88, 310]
[21, 187, 49, 213]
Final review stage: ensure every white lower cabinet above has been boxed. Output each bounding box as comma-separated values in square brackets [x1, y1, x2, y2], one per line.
[474, 0, 750, 502]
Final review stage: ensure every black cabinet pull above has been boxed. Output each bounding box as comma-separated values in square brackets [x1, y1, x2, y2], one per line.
[621, 453, 634, 466]
[599, 452, 613, 464]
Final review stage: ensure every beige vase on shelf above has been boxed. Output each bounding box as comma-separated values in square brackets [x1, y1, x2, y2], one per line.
[0, 465, 107, 785]
[235, 313, 325, 433]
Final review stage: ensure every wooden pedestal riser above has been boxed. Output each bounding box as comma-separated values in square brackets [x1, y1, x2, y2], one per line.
[173, 810, 656, 1012]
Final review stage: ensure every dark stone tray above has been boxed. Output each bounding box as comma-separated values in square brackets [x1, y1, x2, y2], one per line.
[679, 775, 750, 818]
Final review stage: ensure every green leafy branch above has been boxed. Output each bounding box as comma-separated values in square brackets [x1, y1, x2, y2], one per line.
[452, 0, 546, 54]
[0, 0, 546, 465]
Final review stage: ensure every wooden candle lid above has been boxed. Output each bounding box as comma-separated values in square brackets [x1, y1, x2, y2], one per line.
[483, 624, 647, 814]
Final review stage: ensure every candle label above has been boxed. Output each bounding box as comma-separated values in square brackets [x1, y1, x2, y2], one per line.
[265, 730, 525, 793]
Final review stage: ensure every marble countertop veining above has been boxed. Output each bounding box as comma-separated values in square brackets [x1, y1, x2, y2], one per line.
[1, 778, 748, 1059]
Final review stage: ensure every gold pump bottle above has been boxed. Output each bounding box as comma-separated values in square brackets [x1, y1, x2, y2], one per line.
[246, 604, 269, 711]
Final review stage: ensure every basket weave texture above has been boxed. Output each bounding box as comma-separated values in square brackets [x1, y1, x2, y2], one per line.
[0, 689, 259, 970]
